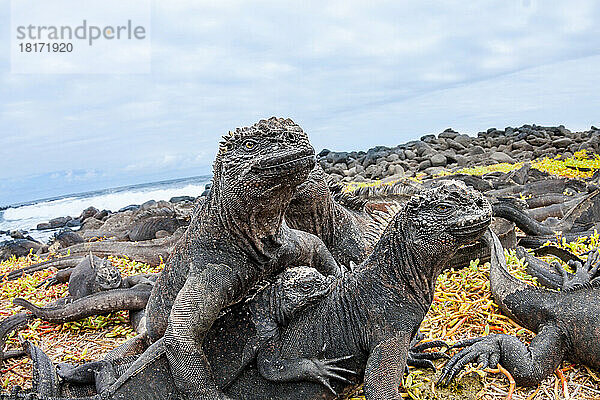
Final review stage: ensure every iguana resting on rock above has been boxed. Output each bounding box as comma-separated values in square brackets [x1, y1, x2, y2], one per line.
[139, 117, 342, 399]
[13, 180, 491, 400]
[438, 230, 600, 387]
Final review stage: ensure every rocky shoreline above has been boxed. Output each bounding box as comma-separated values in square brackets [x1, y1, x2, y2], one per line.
[317, 124, 599, 183]
[1, 123, 598, 262]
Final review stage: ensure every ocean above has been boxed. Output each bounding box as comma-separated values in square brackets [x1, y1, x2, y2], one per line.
[0, 175, 211, 244]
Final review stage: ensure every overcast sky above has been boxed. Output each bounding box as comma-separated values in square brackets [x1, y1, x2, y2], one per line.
[1, 0, 600, 206]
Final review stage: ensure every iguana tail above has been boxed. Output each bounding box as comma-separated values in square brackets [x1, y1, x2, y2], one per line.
[0, 312, 34, 362]
[13, 287, 151, 323]
[0, 255, 84, 282]
[484, 229, 554, 333]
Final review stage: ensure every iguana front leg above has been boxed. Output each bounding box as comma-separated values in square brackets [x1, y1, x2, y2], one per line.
[280, 227, 343, 277]
[438, 324, 568, 387]
[163, 263, 252, 400]
[363, 333, 411, 400]
[37, 267, 73, 288]
[122, 273, 156, 288]
[256, 343, 355, 395]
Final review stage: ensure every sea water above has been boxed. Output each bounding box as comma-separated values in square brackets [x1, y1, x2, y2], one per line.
[0, 175, 211, 243]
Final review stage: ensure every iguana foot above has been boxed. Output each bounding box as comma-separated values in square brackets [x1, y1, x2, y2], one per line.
[36, 276, 59, 288]
[406, 338, 449, 371]
[56, 362, 77, 380]
[561, 248, 600, 290]
[306, 355, 357, 395]
[57, 360, 108, 384]
[437, 335, 501, 386]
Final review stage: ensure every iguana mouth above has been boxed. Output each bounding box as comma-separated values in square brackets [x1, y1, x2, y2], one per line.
[449, 217, 491, 238]
[251, 149, 316, 176]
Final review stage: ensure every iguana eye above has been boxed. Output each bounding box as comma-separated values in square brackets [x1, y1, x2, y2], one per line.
[243, 140, 257, 150]
[435, 203, 454, 213]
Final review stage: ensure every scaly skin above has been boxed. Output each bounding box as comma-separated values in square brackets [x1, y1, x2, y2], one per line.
[228, 180, 491, 400]
[55, 267, 334, 393]
[439, 231, 600, 387]
[284, 165, 383, 267]
[8, 180, 491, 400]
[142, 117, 341, 399]
[0, 255, 155, 362]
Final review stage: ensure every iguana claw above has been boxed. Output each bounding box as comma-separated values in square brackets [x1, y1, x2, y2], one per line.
[406, 338, 449, 371]
[437, 335, 502, 386]
[309, 355, 356, 394]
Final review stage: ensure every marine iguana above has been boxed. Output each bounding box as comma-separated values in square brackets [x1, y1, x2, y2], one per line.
[0, 254, 155, 362]
[284, 164, 398, 267]
[438, 231, 600, 387]
[55, 266, 335, 393]
[5, 180, 491, 400]
[36, 253, 155, 298]
[141, 117, 342, 399]
[226, 180, 491, 400]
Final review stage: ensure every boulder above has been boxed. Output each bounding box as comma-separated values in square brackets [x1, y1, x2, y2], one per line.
[119, 204, 140, 212]
[37, 216, 72, 230]
[418, 160, 432, 170]
[468, 146, 485, 156]
[553, 138, 573, 148]
[79, 206, 99, 222]
[430, 154, 447, 167]
[490, 151, 516, 164]
[438, 129, 459, 139]
[0, 239, 45, 261]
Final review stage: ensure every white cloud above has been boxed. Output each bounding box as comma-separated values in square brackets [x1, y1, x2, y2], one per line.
[1, 0, 599, 204]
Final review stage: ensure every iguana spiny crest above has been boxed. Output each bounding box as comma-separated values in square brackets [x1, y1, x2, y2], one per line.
[385, 180, 492, 271]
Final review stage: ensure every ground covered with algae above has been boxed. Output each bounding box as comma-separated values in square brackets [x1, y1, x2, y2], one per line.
[2, 236, 600, 399]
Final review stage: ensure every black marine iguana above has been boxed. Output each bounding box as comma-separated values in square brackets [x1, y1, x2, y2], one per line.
[438, 230, 600, 387]
[285, 164, 399, 267]
[15, 180, 491, 400]
[0, 254, 155, 362]
[55, 266, 336, 393]
[225, 180, 491, 400]
[36, 253, 155, 297]
[140, 117, 342, 399]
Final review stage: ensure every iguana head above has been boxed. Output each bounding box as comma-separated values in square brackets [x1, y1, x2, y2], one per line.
[372, 180, 491, 278]
[275, 266, 333, 323]
[90, 255, 122, 290]
[401, 179, 492, 266]
[212, 117, 315, 204]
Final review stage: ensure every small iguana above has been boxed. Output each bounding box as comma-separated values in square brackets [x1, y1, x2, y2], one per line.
[55, 266, 336, 393]
[37, 253, 155, 298]
[438, 231, 600, 387]
[0, 254, 155, 362]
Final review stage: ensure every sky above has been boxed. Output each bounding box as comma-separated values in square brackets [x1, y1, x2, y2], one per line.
[1, 0, 600, 206]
